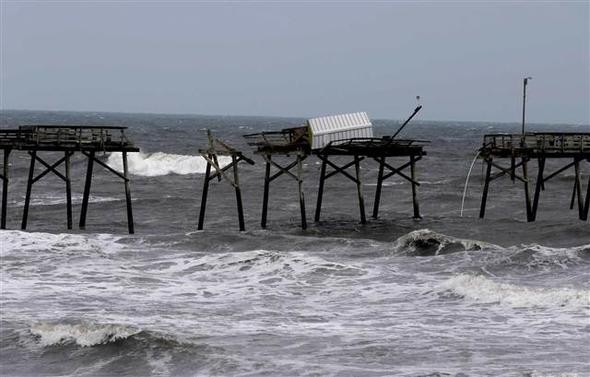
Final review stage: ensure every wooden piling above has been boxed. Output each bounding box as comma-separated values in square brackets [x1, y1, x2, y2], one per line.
[410, 154, 421, 219]
[531, 157, 545, 221]
[197, 158, 212, 231]
[21, 151, 36, 230]
[232, 155, 246, 232]
[573, 158, 584, 219]
[79, 151, 95, 229]
[297, 154, 307, 230]
[65, 152, 73, 230]
[354, 155, 366, 224]
[261, 156, 271, 229]
[1, 149, 10, 229]
[479, 157, 492, 219]
[314, 158, 327, 223]
[522, 158, 534, 222]
[122, 151, 135, 234]
[583, 176, 590, 221]
[372, 157, 385, 219]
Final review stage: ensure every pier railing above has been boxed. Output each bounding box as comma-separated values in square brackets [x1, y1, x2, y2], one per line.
[483, 132, 590, 154]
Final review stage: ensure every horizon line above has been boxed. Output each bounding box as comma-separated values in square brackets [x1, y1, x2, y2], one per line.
[1, 107, 588, 127]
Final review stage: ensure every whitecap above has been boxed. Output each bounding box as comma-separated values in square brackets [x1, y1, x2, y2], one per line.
[30, 322, 141, 347]
[439, 274, 590, 309]
[106, 151, 232, 177]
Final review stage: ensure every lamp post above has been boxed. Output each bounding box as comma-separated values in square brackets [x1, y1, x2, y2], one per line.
[521, 76, 532, 137]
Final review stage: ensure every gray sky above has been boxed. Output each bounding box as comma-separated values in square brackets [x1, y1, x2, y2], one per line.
[1, 1, 589, 123]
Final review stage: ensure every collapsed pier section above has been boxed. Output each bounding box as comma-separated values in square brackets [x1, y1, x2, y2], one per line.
[245, 109, 428, 228]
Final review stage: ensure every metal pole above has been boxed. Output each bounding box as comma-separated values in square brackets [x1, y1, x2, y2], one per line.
[521, 76, 532, 141]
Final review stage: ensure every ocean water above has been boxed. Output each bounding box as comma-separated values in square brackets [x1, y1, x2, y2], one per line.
[0, 110, 589, 377]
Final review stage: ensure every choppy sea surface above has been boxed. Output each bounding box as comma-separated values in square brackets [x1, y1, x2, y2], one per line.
[1, 110, 589, 377]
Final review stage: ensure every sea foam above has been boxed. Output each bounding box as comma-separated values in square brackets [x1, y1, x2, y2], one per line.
[393, 229, 499, 256]
[440, 274, 590, 309]
[30, 322, 141, 347]
[106, 151, 231, 177]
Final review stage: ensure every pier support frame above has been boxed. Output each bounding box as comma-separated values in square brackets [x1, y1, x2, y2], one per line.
[78, 151, 136, 234]
[314, 154, 367, 224]
[260, 150, 308, 230]
[372, 155, 423, 219]
[21, 151, 75, 230]
[198, 131, 255, 231]
[479, 154, 589, 222]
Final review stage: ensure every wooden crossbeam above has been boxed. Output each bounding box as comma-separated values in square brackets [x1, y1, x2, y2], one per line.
[379, 157, 421, 185]
[315, 154, 366, 224]
[21, 151, 74, 230]
[372, 155, 422, 219]
[78, 151, 135, 233]
[198, 130, 255, 232]
[260, 152, 307, 229]
[319, 155, 363, 184]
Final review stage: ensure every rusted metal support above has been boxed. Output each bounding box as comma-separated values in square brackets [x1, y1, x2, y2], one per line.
[479, 157, 492, 219]
[531, 157, 545, 221]
[372, 157, 385, 219]
[198, 155, 212, 231]
[122, 151, 135, 234]
[79, 151, 95, 229]
[354, 155, 366, 224]
[21, 151, 37, 230]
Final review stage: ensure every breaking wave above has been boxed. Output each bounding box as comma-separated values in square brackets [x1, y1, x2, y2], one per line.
[392, 229, 499, 256]
[30, 322, 141, 347]
[106, 151, 231, 177]
[0, 230, 123, 256]
[439, 274, 590, 309]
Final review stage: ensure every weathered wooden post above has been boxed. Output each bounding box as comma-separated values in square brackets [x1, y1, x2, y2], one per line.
[1, 149, 10, 229]
[354, 155, 366, 224]
[122, 151, 135, 234]
[65, 151, 73, 230]
[479, 157, 492, 219]
[79, 151, 95, 229]
[198, 130, 254, 231]
[372, 157, 385, 219]
[21, 151, 36, 230]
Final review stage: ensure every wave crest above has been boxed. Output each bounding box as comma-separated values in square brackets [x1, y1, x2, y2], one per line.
[440, 274, 590, 309]
[393, 229, 498, 256]
[106, 151, 231, 177]
[30, 322, 141, 347]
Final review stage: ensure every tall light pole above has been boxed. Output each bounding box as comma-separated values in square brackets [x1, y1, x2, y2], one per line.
[521, 76, 532, 137]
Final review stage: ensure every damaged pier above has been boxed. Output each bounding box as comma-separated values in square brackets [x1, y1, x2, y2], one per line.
[479, 132, 590, 222]
[0, 125, 139, 233]
[244, 107, 427, 229]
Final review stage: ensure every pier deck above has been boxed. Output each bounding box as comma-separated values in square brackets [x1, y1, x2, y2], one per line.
[0, 125, 139, 233]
